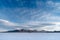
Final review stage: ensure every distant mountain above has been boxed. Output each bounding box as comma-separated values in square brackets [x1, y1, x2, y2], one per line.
[5, 29, 38, 33]
[1, 29, 60, 33]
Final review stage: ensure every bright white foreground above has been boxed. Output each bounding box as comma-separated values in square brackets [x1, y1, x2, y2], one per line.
[0, 33, 60, 40]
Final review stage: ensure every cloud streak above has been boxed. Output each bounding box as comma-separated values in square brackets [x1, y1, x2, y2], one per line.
[0, 19, 19, 26]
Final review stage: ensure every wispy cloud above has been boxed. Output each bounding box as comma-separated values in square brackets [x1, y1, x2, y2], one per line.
[36, 22, 60, 31]
[0, 19, 19, 26]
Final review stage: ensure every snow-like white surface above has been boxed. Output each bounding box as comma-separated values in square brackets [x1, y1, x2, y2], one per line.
[0, 33, 60, 40]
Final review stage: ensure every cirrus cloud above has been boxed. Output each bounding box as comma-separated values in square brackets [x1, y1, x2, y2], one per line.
[0, 19, 19, 26]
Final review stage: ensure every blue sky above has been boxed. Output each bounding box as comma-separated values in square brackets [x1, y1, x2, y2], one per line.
[0, 0, 60, 31]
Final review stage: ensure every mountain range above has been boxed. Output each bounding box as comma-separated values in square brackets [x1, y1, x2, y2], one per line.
[1, 29, 60, 33]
